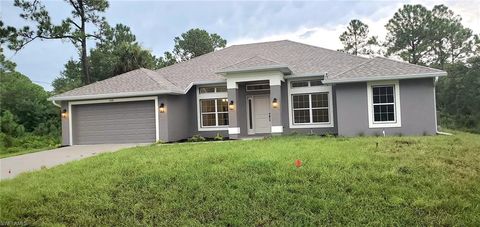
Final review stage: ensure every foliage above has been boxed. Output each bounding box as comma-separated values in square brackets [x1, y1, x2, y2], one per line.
[385, 4, 432, 64]
[0, 133, 59, 158]
[428, 5, 475, 69]
[213, 133, 224, 141]
[0, 111, 25, 137]
[437, 57, 480, 133]
[339, 19, 377, 56]
[52, 59, 83, 94]
[11, 0, 109, 84]
[0, 71, 58, 132]
[0, 134, 479, 225]
[52, 24, 158, 93]
[187, 134, 206, 142]
[173, 28, 227, 61]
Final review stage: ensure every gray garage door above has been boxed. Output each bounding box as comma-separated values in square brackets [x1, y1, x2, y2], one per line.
[72, 100, 156, 145]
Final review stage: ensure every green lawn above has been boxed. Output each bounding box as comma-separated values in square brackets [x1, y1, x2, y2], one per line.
[1, 133, 479, 225]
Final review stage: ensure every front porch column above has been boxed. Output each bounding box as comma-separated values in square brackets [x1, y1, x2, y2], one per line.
[270, 80, 283, 135]
[227, 87, 240, 139]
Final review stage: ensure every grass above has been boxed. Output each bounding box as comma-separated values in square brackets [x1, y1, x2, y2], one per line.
[0, 134, 60, 159]
[1, 132, 479, 225]
[0, 146, 58, 159]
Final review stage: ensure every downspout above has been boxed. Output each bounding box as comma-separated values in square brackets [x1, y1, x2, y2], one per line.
[433, 77, 452, 136]
[52, 100, 61, 108]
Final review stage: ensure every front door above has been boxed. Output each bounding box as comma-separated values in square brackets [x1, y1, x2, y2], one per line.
[253, 95, 271, 134]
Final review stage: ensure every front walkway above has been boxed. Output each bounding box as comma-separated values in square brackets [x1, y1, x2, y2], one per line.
[0, 144, 142, 180]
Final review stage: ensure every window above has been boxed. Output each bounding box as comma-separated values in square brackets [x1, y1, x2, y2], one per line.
[372, 86, 395, 122]
[197, 85, 229, 130]
[288, 80, 333, 128]
[292, 93, 329, 124]
[200, 98, 229, 127]
[367, 81, 401, 128]
[291, 79, 323, 88]
[199, 86, 227, 94]
[246, 83, 270, 91]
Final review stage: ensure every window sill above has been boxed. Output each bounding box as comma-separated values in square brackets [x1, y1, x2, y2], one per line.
[368, 122, 402, 128]
[198, 127, 229, 131]
[289, 123, 334, 129]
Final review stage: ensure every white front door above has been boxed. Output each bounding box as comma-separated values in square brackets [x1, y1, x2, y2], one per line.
[253, 95, 271, 134]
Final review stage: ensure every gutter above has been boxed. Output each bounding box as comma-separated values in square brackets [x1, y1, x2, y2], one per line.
[48, 89, 184, 101]
[323, 72, 447, 84]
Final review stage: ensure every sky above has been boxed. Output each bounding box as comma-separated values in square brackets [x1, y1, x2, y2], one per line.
[1, 0, 479, 91]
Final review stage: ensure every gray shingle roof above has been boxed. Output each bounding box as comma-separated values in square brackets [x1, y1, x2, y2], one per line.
[324, 57, 446, 83]
[53, 68, 183, 99]
[219, 55, 284, 71]
[51, 40, 446, 100]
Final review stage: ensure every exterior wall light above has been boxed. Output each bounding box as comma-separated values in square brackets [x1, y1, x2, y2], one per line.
[61, 109, 68, 118]
[272, 98, 279, 108]
[159, 103, 166, 113]
[229, 100, 235, 110]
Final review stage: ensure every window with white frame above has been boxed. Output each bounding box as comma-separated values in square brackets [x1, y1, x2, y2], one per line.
[292, 93, 329, 124]
[200, 98, 229, 127]
[197, 85, 229, 129]
[288, 79, 333, 128]
[367, 81, 401, 128]
[291, 79, 323, 88]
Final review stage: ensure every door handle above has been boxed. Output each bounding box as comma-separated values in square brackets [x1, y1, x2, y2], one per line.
[269, 113, 271, 121]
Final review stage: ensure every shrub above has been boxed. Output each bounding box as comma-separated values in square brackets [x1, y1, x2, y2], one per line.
[214, 133, 224, 141]
[187, 135, 206, 142]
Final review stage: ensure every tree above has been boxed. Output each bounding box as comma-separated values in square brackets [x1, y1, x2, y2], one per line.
[0, 70, 57, 132]
[385, 4, 431, 64]
[429, 5, 474, 69]
[90, 24, 157, 81]
[436, 57, 480, 132]
[339, 19, 371, 55]
[52, 24, 158, 92]
[157, 51, 177, 68]
[52, 59, 83, 93]
[11, 0, 109, 85]
[172, 28, 226, 61]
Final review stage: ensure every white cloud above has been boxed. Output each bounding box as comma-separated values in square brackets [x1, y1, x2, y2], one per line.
[230, 1, 479, 50]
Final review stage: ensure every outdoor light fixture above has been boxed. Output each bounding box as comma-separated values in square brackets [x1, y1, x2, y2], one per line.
[159, 103, 165, 113]
[61, 109, 68, 118]
[272, 98, 279, 108]
[229, 100, 235, 110]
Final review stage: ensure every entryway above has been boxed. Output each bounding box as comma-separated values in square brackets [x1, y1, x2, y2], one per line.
[247, 95, 271, 134]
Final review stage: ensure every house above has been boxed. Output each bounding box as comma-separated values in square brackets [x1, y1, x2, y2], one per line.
[49, 40, 447, 145]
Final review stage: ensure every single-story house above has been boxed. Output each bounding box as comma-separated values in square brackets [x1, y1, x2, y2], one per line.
[49, 40, 447, 145]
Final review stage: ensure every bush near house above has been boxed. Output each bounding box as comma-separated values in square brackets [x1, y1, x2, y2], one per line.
[1, 132, 479, 225]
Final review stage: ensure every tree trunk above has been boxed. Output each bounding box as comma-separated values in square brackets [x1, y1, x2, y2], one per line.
[78, 0, 90, 85]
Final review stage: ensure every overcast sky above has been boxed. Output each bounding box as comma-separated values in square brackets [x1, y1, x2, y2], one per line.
[2, 0, 479, 91]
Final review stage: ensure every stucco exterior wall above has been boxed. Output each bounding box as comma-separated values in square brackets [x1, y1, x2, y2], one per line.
[60, 101, 70, 145]
[335, 78, 437, 136]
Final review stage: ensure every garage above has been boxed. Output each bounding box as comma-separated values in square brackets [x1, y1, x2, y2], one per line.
[71, 99, 157, 145]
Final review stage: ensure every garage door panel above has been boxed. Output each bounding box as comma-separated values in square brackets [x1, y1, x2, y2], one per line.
[72, 100, 156, 144]
[77, 118, 155, 128]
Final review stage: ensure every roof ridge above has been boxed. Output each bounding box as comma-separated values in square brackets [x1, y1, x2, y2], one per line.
[373, 56, 445, 72]
[330, 58, 376, 78]
[155, 45, 234, 73]
[229, 39, 288, 47]
[140, 68, 182, 91]
[221, 55, 282, 70]
[283, 40, 370, 61]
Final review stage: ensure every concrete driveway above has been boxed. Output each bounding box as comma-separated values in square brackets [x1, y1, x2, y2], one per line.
[0, 144, 142, 180]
